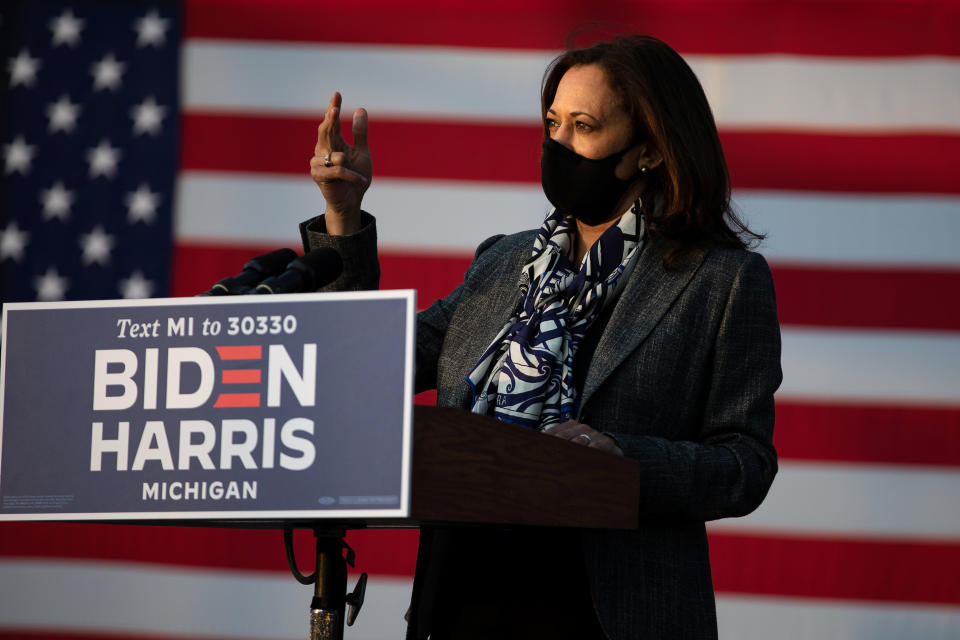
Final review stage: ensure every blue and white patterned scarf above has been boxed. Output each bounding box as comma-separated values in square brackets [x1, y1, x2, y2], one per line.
[466, 202, 645, 430]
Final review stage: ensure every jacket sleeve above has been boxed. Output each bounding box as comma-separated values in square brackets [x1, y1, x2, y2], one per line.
[412, 234, 506, 394]
[299, 211, 380, 291]
[607, 252, 782, 522]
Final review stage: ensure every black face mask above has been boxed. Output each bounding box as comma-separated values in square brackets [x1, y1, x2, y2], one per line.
[540, 137, 635, 226]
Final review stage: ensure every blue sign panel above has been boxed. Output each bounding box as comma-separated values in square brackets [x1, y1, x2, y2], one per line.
[0, 291, 415, 521]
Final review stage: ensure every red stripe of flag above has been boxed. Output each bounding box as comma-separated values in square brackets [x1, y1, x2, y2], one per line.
[181, 112, 960, 195]
[185, 0, 960, 56]
[172, 245, 471, 307]
[381, 253, 960, 334]
[775, 401, 960, 467]
[173, 246, 960, 333]
[0, 524, 419, 576]
[215, 345, 262, 360]
[722, 131, 960, 196]
[213, 393, 261, 407]
[2, 524, 958, 605]
[222, 369, 262, 384]
[379, 251, 472, 309]
[771, 264, 960, 332]
[174, 244, 275, 298]
[180, 112, 542, 185]
[418, 394, 960, 468]
[710, 532, 960, 605]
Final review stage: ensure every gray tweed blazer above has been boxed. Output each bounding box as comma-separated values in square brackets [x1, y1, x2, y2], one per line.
[301, 212, 782, 640]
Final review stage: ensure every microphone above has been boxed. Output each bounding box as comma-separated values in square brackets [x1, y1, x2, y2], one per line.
[200, 248, 298, 296]
[254, 248, 343, 294]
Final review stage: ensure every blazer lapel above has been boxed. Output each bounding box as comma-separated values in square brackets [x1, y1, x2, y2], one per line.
[580, 238, 707, 410]
[442, 242, 531, 409]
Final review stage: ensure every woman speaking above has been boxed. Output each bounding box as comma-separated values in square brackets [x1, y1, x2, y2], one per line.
[304, 35, 782, 640]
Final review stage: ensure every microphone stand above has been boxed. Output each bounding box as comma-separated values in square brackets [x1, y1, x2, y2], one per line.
[284, 527, 367, 640]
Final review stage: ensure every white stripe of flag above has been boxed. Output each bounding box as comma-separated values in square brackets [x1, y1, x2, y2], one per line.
[184, 41, 960, 131]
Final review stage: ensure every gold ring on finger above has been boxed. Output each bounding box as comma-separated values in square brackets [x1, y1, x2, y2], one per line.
[324, 152, 333, 167]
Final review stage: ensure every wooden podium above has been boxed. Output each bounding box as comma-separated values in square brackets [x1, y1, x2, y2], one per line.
[282, 405, 640, 639]
[406, 405, 639, 528]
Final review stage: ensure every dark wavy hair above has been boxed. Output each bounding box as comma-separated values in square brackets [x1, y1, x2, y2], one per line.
[541, 35, 762, 263]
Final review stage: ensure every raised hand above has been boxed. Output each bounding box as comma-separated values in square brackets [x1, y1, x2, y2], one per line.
[310, 92, 372, 235]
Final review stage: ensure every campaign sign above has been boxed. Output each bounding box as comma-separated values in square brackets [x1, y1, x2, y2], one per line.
[0, 291, 415, 521]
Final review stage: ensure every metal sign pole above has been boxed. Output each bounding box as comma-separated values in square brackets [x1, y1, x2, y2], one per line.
[285, 527, 367, 640]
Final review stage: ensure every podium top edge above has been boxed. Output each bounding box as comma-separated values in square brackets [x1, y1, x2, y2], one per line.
[1, 289, 418, 312]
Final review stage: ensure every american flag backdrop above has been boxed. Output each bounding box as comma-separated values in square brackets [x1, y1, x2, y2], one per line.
[2, 0, 960, 638]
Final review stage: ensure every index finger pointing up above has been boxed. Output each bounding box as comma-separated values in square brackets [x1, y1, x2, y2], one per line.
[315, 92, 343, 155]
[352, 107, 369, 151]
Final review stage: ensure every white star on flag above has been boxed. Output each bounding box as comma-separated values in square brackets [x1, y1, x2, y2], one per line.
[134, 10, 169, 47]
[86, 139, 121, 178]
[4, 135, 36, 175]
[46, 94, 81, 133]
[40, 181, 75, 221]
[0, 221, 30, 262]
[8, 48, 41, 87]
[119, 270, 154, 299]
[79, 225, 115, 266]
[125, 183, 160, 223]
[130, 96, 166, 135]
[90, 53, 125, 91]
[34, 266, 69, 301]
[50, 9, 84, 47]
